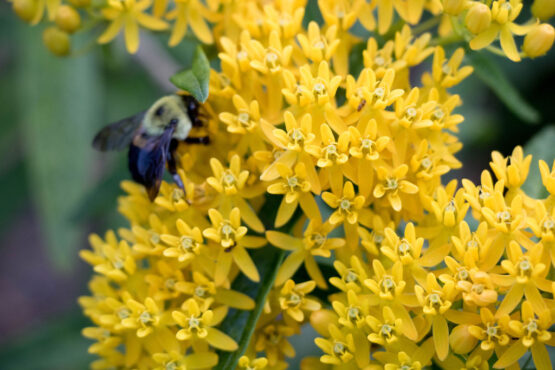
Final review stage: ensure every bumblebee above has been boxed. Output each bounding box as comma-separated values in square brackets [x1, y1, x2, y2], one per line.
[93, 95, 209, 201]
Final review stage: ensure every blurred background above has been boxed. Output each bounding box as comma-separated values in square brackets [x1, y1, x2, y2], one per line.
[0, 1, 554, 368]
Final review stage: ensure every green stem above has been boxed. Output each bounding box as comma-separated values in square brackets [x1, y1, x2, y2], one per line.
[412, 16, 441, 35]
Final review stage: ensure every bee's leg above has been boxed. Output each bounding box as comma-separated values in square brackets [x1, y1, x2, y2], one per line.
[167, 140, 185, 191]
[185, 136, 210, 145]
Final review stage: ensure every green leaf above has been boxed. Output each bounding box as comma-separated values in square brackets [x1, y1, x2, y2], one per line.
[522, 125, 555, 198]
[170, 46, 210, 102]
[16, 25, 102, 272]
[467, 51, 540, 124]
[214, 246, 286, 370]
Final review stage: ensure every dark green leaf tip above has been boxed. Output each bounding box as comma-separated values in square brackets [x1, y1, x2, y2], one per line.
[170, 46, 210, 103]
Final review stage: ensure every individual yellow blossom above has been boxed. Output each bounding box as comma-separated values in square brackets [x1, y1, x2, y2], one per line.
[366, 306, 403, 346]
[167, 0, 213, 46]
[203, 207, 266, 284]
[373, 164, 419, 212]
[238, 356, 268, 369]
[297, 22, 340, 63]
[248, 30, 293, 75]
[469, 0, 536, 62]
[175, 271, 255, 310]
[314, 324, 356, 365]
[172, 299, 238, 351]
[332, 290, 368, 330]
[415, 273, 456, 360]
[431, 47, 474, 88]
[267, 220, 344, 288]
[120, 297, 163, 337]
[254, 321, 297, 365]
[468, 308, 511, 351]
[495, 301, 552, 369]
[82, 234, 136, 282]
[282, 61, 342, 107]
[322, 181, 366, 248]
[279, 279, 321, 322]
[346, 68, 404, 114]
[267, 162, 320, 227]
[160, 218, 204, 263]
[97, 0, 169, 54]
[152, 351, 218, 370]
[490, 146, 532, 189]
[497, 241, 550, 316]
[329, 256, 369, 293]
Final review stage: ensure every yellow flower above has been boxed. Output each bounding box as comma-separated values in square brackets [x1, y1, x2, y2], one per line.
[167, 0, 213, 46]
[152, 351, 218, 370]
[97, 0, 169, 54]
[160, 218, 204, 263]
[172, 299, 238, 351]
[282, 61, 342, 107]
[539, 159, 555, 195]
[346, 68, 404, 113]
[279, 279, 321, 322]
[374, 164, 419, 212]
[497, 241, 549, 316]
[203, 207, 265, 283]
[330, 256, 369, 293]
[267, 162, 320, 227]
[468, 308, 511, 351]
[366, 306, 403, 346]
[82, 234, 136, 282]
[495, 301, 552, 369]
[297, 21, 340, 63]
[120, 297, 162, 337]
[431, 47, 473, 88]
[314, 324, 356, 365]
[469, 0, 536, 62]
[238, 356, 268, 369]
[414, 273, 455, 360]
[490, 146, 532, 189]
[267, 220, 344, 288]
[322, 181, 366, 248]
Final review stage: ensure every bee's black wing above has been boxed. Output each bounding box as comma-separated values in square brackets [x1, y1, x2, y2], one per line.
[128, 126, 175, 201]
[92, 112, 145, 151]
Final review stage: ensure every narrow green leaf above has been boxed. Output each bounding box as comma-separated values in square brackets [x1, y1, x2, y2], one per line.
[522, 125, 555, 198]
[467, 51, 540, 124]
[214, 246, 286, 370]
[16, 25, 102, 271]
[170, 46, 210, 102]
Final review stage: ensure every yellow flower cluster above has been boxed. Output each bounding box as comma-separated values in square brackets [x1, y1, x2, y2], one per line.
[12, 0, 555, 60]
[52, 0, 554, 369]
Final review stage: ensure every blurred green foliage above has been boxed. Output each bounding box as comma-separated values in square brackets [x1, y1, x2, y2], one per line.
[0, 2, 554, 368]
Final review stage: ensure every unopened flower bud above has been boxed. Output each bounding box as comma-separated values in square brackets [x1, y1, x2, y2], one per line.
[465, 3, 491, 35]
[43, 27, 71, 57]
[55, 5, 81, 34]
[523, 24, 555, 58]
[310, 309, 337, 337]
[532, 0, 555, 20]
[68, 0, 91, 7]
[12, 0, 37, 22]
[450, 324, 478, 354]
[443, 0, 467, 15]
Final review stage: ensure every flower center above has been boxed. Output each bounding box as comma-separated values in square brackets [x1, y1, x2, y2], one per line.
[149, 231, 160, 245]
[486, 324, 498, 337]
[313, 82, 326, 94]
[398, 240, 411, 255]
[382, 276, 395, 291]
[172, 188, 184, 202]
[405, 107, 417, 119]
[340, 199, 351, 210]
[180, 236, 194, 251]
[313, 40, 325, 49]
[421, 157, 432, 169]
[345, 270, 358, 283]
[386, 178, 398, 190]
[496, 210, 511, 223]
[543, 218, 554, 231]
[333, 341, 345, 354]
[238, 112, 250, 125]
[347, 307, 360, 319]
[118, 308, 130, 319]
[188, 316, 200, 329]
[223, 171, 236, 186]
[165, 278, 176, 289]
[289, 293, 301, 305]
[433, 109, 444, 120]
[195, 286, 207, 297]
[374, 87, 385, 98]
[139, 311, 152, 324]
[287, 176, 299, 188]
[374, 56, 385, 66]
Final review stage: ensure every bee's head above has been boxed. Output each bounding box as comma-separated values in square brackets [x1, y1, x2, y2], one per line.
[143, 95, 192, 140]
